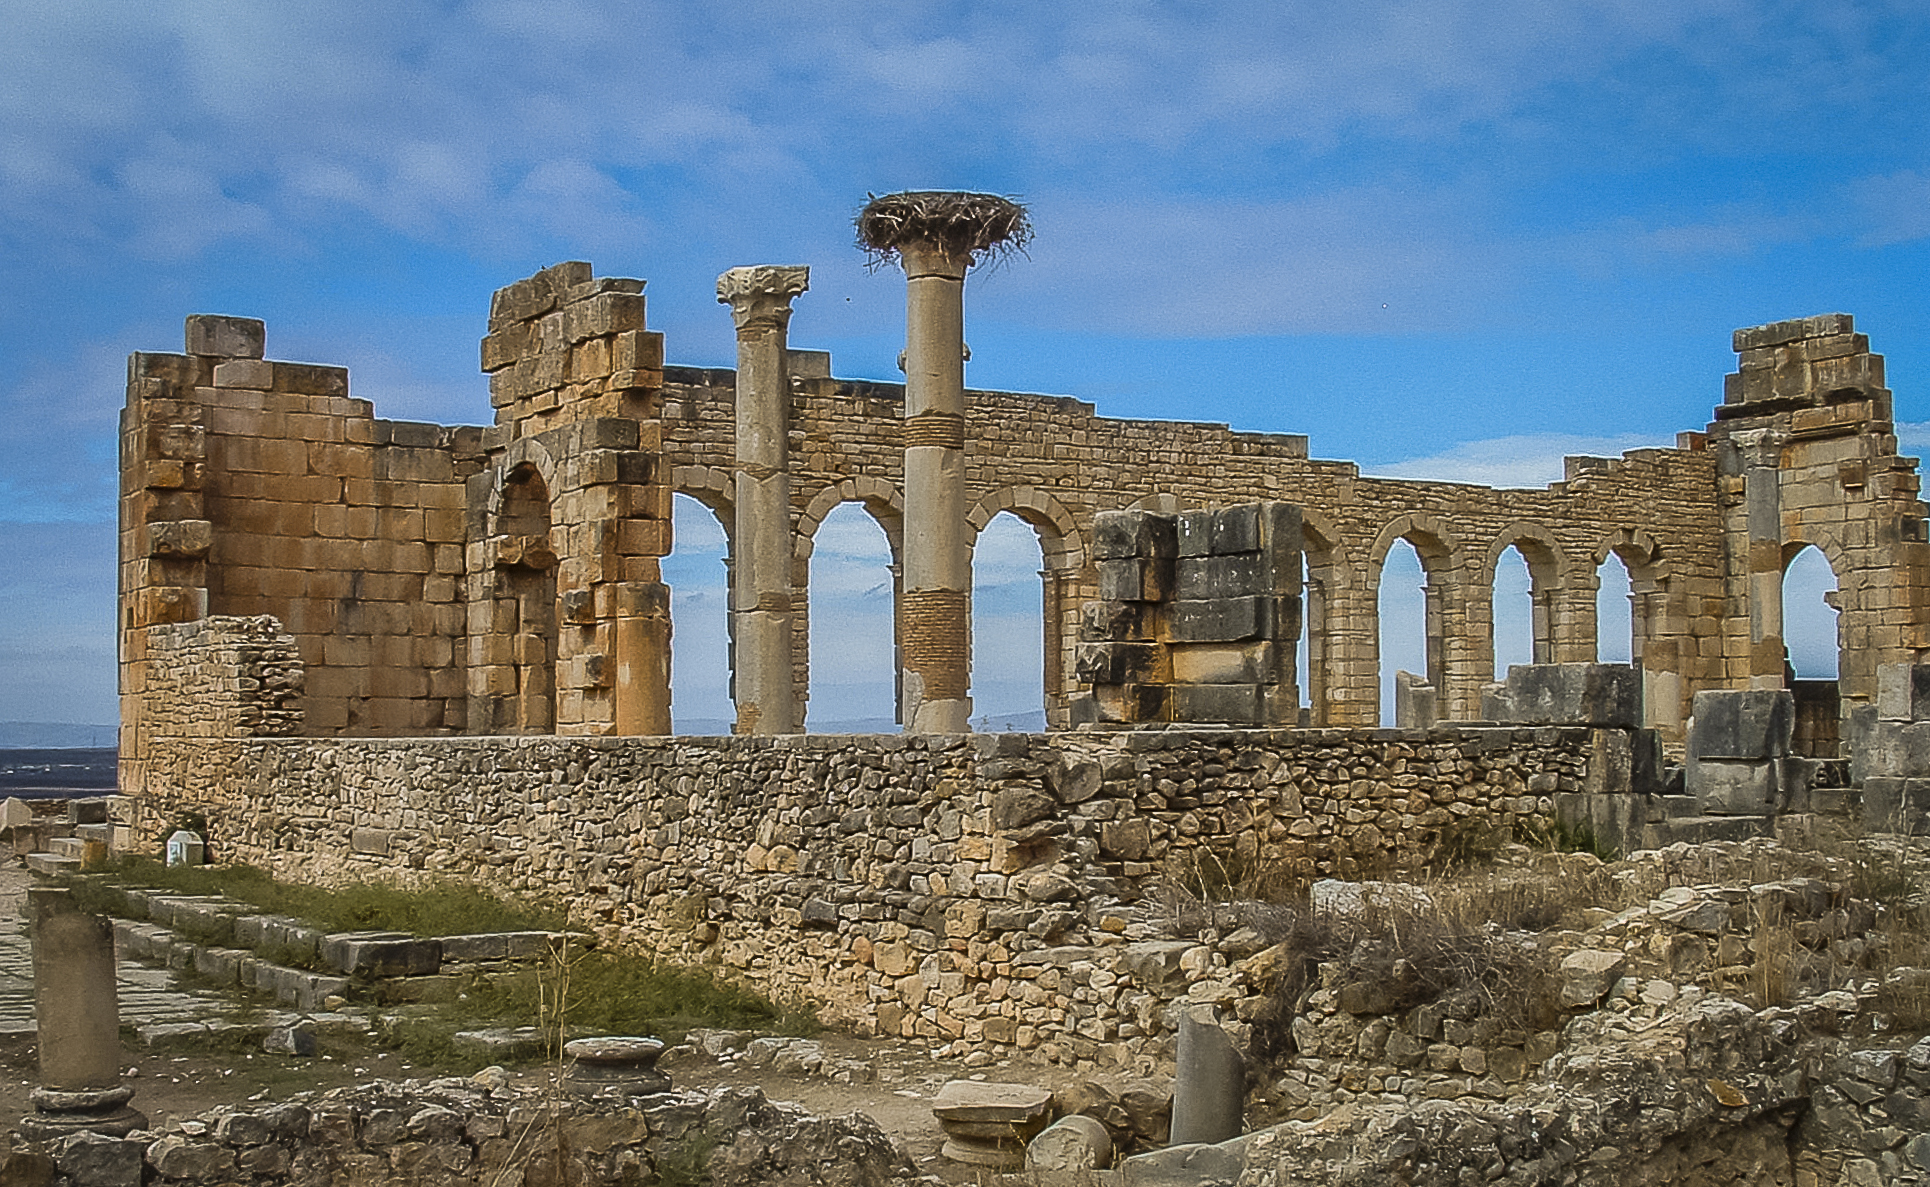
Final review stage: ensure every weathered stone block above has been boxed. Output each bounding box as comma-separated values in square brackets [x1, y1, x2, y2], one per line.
[1487, 663, 1640, 728]
[146, 519, 213, 560]
[1079, 600, 1154, 642]
[1689, 690, 1792, 760]
[1093, 509, 1163, 560]
[1074, 641, 1160, 685]
[1170, 683, 1262, 725]
[1094, 682, 1166, 724]
[1098, 557, 1174, 603]
[1857, 720, 1930, 779]
[1688, 758, 1781, 816]
[1174, 554, 1263, 600]
[1166, 597, 1266, 643]
[1863, 778, 1930, 836]
[185, 315, 265, 359]
[1395, 671, 1436, 729]
[319, 932, 441, 977]
[1878, 664, 1930, 721]
[1170, 642, 1280, 686]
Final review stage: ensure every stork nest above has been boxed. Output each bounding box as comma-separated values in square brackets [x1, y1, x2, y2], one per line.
[855, 191, 1031, 270]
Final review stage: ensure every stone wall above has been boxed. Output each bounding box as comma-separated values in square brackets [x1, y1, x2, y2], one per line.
[128, 725, 1637, 1065]
[120, 317, 481, 746]
[121, 267, 1930, 760]
[659, 356, 1727, 736]
[132, 617, 304, 747]
[7, 1082, 917, 1187]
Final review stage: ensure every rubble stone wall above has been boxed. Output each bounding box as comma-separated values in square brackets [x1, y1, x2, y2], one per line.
[134, 616, 305, 744]
[129, 726, 1632, 1065]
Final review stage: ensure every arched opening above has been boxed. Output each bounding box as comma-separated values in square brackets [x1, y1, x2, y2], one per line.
[662, 493, 732, 734]
[497, 463, 556, 734]
[969, 512, 1046, 730]
[1491, 546, 1534, 680]
[1378, 539, 1429, 726]
[1784, 545, 1842, 758]
[1783, 546, 1840, 680]
[806, 502, 899, 732]
[1596, 553, 1634, 664]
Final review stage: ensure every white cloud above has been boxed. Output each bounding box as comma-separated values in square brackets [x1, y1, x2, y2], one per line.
[1897, 422, 1930, 457]
[1367, 433, 1679, 489]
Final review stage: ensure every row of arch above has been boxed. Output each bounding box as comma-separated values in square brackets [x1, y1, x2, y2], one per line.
[656, 480, 1844, 732]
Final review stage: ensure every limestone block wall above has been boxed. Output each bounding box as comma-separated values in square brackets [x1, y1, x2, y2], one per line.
[469, 259, 675, 737]
[1706, 314, 1930, 707]
[120, 317, 480, 758]
[128, 725, 1632, 1064]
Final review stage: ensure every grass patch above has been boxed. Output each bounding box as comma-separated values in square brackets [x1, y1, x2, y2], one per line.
[69, 856, 566, 937]
[464, 948, 817, 1044]
[374, 949, 818, 1074]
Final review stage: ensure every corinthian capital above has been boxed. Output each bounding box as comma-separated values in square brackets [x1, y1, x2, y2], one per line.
[716, 265, 811, 331]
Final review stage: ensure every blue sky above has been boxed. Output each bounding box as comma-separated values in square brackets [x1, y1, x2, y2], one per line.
[2, 1, 1925, 728]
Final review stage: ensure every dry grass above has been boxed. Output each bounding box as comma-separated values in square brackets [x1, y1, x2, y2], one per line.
[855, 191, 1031, 270]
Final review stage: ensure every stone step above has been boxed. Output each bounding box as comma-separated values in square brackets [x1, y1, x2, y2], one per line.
[1645, 815, 1772, 847]
[46, 836, 85, 859]
[24, 852, 81, 876]
[74, 822, 112, 844]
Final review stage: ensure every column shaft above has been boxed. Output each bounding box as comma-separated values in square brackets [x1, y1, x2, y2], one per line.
[899, 245, 972, 732]
[1739, 429, 1787, 688]
[718, 265, 809, 734]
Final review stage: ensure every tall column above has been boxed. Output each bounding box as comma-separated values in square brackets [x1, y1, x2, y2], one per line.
[856, 191, 1029, 733]
[717, 265, 810, 734]
[1737, 428, 1788, 689]
[897, 243, 973, 732]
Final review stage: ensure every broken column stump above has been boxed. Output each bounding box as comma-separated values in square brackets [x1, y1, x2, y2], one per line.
[23, 887, 145, 1138]
[931, 1079, 1053, 1169]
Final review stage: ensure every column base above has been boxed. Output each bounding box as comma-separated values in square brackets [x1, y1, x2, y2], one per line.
[22, 1086, 145, 1139]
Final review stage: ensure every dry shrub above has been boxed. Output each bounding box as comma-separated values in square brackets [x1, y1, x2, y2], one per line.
[854, 191, 1031, 269]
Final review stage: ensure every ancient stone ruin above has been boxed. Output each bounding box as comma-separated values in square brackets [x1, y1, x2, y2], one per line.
[93, 195, 1930, 1183]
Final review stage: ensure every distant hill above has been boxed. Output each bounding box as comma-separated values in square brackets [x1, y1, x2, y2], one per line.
[971, 710, 1049, 733]
[0, 722, 116, 748]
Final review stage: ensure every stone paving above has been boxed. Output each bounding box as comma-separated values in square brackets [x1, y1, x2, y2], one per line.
[0, 862, 234, 1037]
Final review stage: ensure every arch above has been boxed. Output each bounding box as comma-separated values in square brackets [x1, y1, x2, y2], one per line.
[803, 499, 901, 731]
[1780, 539, 1844, 680]
[486, 439, 559, 531]
[1298, 509, 1351, 726]
[1481, 522, 1571, 673]
[967, 487, 1087, 573]
[968, 510, 1048, 728]
[671, 464, 736, 532]
[1480, 522, 1570, 591]
[1366, 513, 1463, 575]
[483, 456, 558, 735]
[967, 489, 1087, 723]
[1367, 514, 1464, 726]
[797, 478, 904, 562]
[1781, 539, 1844, 757]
